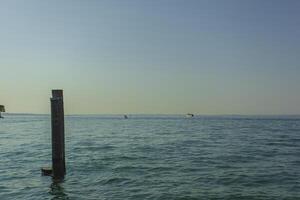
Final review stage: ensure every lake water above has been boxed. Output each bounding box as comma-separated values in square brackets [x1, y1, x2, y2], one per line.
[0, 114, 300, 199]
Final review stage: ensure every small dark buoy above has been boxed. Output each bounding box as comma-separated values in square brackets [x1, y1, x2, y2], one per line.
[41, 167, 53, 176]
[124, 115, 128, 119]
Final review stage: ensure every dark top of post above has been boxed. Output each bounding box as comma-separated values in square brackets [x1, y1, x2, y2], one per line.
[52, 90, 63, 98]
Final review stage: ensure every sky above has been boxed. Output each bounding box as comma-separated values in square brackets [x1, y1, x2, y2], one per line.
[0, 0, 300, 115]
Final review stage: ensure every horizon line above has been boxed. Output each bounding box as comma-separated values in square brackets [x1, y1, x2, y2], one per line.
[3, 112, 300, 117]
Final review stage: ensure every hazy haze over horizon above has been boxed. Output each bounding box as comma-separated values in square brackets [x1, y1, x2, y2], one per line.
[1, 0, 300, 115]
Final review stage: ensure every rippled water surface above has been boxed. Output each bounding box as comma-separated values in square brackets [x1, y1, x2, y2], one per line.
[0, 114, 300, 199]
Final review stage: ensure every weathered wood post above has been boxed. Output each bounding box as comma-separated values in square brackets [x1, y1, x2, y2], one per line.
[42, 90, 66, 179]
[51, 90, 66, 179]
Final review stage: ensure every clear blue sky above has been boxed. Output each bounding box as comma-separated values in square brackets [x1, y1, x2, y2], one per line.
[0, 0, 299, 114]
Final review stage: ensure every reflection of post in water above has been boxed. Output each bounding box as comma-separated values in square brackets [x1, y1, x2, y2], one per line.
[49, 181, 68, 200]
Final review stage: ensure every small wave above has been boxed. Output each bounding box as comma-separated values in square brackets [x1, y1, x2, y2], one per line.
[73, 144, 115, 152]
[148, 166, 174, 172]
[101, 177, 132, 185]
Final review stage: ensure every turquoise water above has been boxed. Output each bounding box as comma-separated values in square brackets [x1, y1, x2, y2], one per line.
[0, 114, 300, 199]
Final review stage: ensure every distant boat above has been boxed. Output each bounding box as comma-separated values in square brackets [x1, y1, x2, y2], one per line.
[0, 105, 5, 119]
[124, 115, 128, 119]
[186, 113, 194, 118]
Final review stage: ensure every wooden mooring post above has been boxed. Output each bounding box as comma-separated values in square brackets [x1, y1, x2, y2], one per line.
[42, 90, 66, 179]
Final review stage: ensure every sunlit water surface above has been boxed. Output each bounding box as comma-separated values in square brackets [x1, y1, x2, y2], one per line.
[0, 114, 300, 199]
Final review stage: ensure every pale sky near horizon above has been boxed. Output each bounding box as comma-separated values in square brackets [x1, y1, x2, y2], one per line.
[0, 0, 300, 115]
